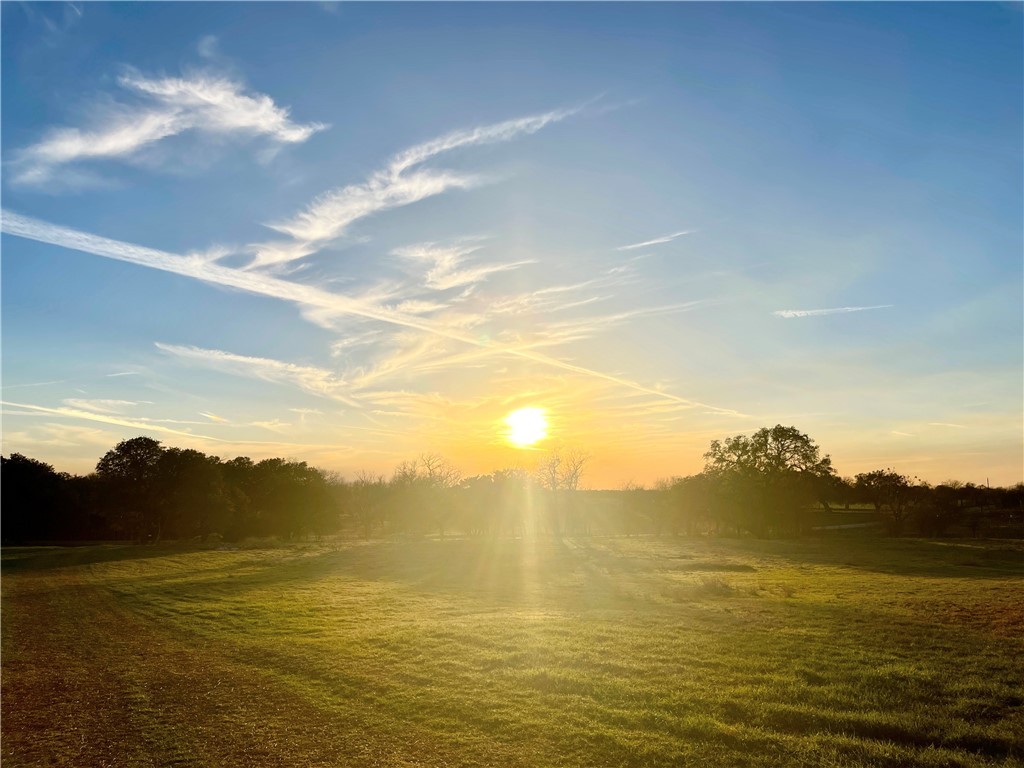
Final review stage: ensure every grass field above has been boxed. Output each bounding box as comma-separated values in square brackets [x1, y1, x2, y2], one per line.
[3, 535, 1023, 767]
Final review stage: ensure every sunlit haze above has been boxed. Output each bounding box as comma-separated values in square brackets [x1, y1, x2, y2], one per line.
[2, 3, 1021, 486]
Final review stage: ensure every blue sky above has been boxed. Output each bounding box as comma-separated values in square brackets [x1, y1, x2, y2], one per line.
[2, 2, 1021, 486]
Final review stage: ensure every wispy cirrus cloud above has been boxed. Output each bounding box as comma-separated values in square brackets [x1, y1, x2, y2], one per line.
[155, 342, 362, 408]
[329, 329, 387, 358]
[390, 299, 450, 315]
[2, 211, 743, 417]
[244, 240, 321, 273]
[288, 408, 324, 427]
[535, 301, 712, 346]
[393, 242, 535, 292]
[2, 400, 226, 442]
[9, 70, 326, 186]
[1, 402, 361, 466]
[250, 419, 293, 434]
[61, 398, 140, 414]
[2, 379, 68, 390]
[250, 105, 580, 271]
[348, 333, 470, 391]
[1, 423, 109, 452]
[488, 268, 636, 317]
[1, 210, 446, 338]
[19, 2, 84, 48]
[773, 305, 893, 319]
[617, 230, 693, 251]
[197, 35, 220, 60]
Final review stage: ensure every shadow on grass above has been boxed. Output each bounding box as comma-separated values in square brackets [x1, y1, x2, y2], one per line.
[705, 535, 1024, 579]
[718, 700, 1021, 760]
[7, 535, 1022, 611]
[70, 537, 658, 612]
[1, 543, 212, 574]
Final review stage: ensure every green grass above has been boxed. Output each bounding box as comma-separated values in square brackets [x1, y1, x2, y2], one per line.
[3, 535, 1023, 766]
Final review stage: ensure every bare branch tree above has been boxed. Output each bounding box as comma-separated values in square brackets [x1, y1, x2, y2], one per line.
[559, 447, 589, 491]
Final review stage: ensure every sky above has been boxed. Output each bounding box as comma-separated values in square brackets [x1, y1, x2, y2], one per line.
[2, 2, 1022, 488]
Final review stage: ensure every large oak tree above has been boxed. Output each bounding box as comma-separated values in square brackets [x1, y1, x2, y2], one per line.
[703, 425, 835, 537]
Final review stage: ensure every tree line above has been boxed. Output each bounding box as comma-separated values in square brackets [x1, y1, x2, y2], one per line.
[2, 437, 338, 544]
[2, 427, 1021, 544]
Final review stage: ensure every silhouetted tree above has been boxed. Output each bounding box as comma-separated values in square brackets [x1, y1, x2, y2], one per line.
[819, 475, 857, 511]
[704, 425, 835, 537]
[386, 460, 422, 534]
[249, 458, 335, 540]
[382, 455, 462, 536]
[419, 453, 462, 537]
[659, 474, 714, 536]
[619, 481, 666, 537]
[854, 469, 915, 535]
[458, 471, 525, 537]
[487, 468, 530, 537]
[458, 474, 497, 536]
[62, 473, 108, 540]
[348, 471, 387, 538]
[220, 456, 258, 540]
[95, 437, 166, 541]
[1, 454, 66, 542]
[536, 446, 589, 536]
[5, 430, 1020, 545]
[154, 448, 228, 540]
[913, 480, 964, 538]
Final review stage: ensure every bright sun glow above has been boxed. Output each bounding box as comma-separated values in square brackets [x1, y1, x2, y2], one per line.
[505, 407, 548, 447]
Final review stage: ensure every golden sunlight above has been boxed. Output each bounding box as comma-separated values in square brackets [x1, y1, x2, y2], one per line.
[504, 407, 548, 447]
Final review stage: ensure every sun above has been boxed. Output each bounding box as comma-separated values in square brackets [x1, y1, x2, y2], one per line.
[505, 407, 548, 448]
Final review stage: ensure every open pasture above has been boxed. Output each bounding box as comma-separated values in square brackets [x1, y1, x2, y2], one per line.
[2, 535, 1022, 767]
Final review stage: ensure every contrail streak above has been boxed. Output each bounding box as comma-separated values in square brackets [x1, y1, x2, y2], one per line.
[2, 210, 747, 417]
